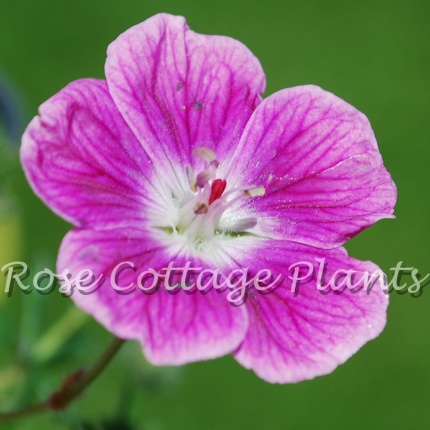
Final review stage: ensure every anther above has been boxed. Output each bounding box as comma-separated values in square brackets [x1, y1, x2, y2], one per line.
[186, 166, 197, 192]
[244, 187, 266, 198]
[192, 147, 217, 163]
[194, 202, 209, 214]
[196, 168, 215, 188]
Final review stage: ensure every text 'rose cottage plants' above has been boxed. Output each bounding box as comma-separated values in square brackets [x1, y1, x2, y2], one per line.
[21, 14, 396, 383]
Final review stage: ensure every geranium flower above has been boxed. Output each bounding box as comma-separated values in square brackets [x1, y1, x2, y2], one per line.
[21, 13, 396, 383]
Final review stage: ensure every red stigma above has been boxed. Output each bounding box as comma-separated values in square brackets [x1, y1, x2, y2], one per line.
[209, 179, 227, 205]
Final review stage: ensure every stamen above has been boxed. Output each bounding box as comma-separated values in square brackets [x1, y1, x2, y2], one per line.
[196, 167, 215, 188]
[214, 186, 266, 214]
[186, 166, 197, 192]
[216, 185, 266, 203]
[194, 202, 209, 214]
[192, 147, 217, 163]
[244, 187, 266, 198]
[174, 148, 266, 243]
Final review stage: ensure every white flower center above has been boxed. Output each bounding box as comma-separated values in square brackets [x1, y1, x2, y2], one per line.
[154, 147, 265, 248]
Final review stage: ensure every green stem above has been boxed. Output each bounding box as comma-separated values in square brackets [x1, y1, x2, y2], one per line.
[0, 336, 125, 424]
[31, 306, 88, 363]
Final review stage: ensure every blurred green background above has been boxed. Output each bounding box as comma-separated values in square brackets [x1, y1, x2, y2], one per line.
[0, 0, 429, 429]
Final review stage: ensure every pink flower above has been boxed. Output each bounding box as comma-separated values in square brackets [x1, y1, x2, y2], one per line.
[21, 14, 396, 383]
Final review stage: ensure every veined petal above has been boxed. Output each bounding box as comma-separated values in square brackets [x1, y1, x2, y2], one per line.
[234, 241, 389, 383]
[105, 13, 265, 175]
[57, 227, 249, 365]
[227, 85, 397, 248]
[21, 79, 157, 229]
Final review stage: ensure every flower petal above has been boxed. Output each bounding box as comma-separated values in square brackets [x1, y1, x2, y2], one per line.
[21, 79, 157, 229]
[227, 85, 397, 248]
[234, 240, 389, 383]
[105, 13, 265, 173]
[57, 227, 248, 365]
